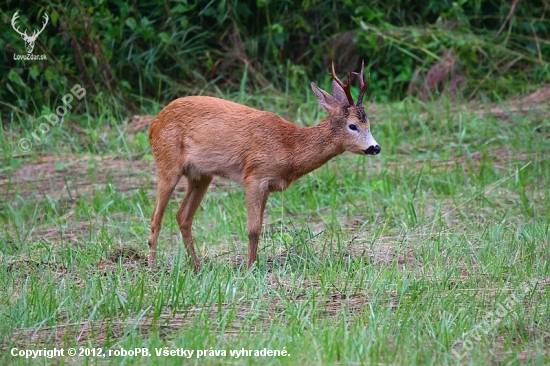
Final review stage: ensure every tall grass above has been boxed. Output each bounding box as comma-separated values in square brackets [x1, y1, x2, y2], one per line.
[1, 81, 549, 363]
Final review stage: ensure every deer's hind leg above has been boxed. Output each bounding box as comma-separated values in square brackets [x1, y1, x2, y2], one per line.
[148, 171, 181, 268]
[176, 175, 213, 272]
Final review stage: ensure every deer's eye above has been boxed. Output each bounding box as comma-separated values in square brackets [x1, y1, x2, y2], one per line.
[348, 124, 358, 131]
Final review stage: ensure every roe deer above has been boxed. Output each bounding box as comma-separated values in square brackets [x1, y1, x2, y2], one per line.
[147, 61, 380, 270]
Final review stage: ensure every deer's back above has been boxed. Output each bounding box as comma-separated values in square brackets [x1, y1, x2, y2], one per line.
[149, 96, 304, 187]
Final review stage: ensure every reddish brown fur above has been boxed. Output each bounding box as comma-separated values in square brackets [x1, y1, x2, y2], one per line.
[148, 67, 380, 270]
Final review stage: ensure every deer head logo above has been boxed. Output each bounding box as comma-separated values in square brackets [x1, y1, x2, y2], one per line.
[11, 11, 49, 54]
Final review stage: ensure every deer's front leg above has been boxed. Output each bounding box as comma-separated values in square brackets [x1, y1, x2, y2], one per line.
[244, 180, 270, 269]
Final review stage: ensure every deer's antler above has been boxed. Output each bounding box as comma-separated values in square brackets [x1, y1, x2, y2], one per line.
[330, 62, 355, 107]
[33, 13, 49, 38]
[11, 11, 28, 38]
[352, 60, 370, 107]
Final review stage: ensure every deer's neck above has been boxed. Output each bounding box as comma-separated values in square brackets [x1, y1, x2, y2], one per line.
[288, 118, 343, 181]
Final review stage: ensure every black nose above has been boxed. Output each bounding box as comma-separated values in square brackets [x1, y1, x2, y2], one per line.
[363, 145, 381, 155]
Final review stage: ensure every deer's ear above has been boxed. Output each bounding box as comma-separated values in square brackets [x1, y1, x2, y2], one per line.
[331, 80, 350, 106]
[311, 82, 341, 114]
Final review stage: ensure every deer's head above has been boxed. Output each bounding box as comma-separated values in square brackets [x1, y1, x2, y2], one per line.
[11, 11, 49, 54]
[311, 61, 380, 156]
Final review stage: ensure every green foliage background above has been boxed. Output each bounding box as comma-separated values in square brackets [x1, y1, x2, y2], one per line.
[1, 0, 549, 116]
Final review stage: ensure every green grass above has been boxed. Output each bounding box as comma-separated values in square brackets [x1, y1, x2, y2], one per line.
[0, 86, 549, 365]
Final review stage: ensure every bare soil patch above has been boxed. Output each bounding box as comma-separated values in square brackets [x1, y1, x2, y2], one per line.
[478, 87, 550, 121]
[0, 154, 156, 203]
[0, 153, 234, 205]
